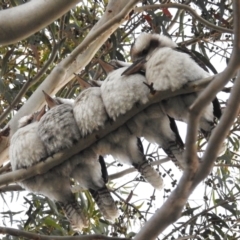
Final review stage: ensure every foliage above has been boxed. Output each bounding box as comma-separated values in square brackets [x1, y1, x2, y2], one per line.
[0, 0, 239, 239]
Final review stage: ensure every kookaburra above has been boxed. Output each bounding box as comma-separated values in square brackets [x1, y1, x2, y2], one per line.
[9, 108, 88, 231]
[71, 152, 119, 221]
[122, 33, 221, 139]
[73, 74, 164, 190]
[100, 62, 185, 170]
[38, 91, 81, 156]
[40, 92, 119, 221]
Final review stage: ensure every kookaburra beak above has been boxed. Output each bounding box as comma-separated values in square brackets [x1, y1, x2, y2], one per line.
[35, 105, 46, 121]
[74, 73, 92, 89]
[88, 79, 102, 87]
[42, 90, 57, 109]
[97, 58, 116, 74]
[121, 57, 146, 76]
[74, 73, 102, 88]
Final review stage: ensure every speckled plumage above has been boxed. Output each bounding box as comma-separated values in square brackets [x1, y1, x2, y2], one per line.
[130, 33, 221, 137]
[73, 87, 108, 137]
[9, 113, 88, 231]
[10, 114, 48, 170]
[38, 103, 80, 156]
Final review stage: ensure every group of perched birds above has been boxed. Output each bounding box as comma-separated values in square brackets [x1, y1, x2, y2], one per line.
[9, 33, 221, 231]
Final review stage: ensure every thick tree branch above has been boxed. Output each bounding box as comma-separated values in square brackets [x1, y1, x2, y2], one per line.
[163, 199, 229, 239]
[194, 70, 240, 185]
[0, 226, 129, 240]
[133, 2, 239, 240]
[0, 0, 81, 46]
[0, 184, 22, 192]
[8, 0, 139, 136]
[135, 3, 233, 34]
[0, 76, 212, 188]
[186, 0, 240, 175]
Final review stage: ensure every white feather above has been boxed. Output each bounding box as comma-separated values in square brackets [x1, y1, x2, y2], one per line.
[73, 87, 108, 137]
[130, 33, 217, 137]
[101, 67, 149, 120]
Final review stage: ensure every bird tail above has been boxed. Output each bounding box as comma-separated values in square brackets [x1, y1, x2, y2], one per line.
[89, 186, 119, 221]
[59, 200, 88, 231]
[133, 161, 163, 190]
[163, 141, 185, 170]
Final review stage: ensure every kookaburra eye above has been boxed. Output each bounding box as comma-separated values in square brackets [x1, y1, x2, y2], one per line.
[142, 48, 148, 55]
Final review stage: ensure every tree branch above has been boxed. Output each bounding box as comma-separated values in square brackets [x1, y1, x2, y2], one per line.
[0, 0, 81, 46]
[0, 184, 23, 192]
[133, 2, 240, 240]
[0, 39, 63, 126]
[0, 162, 10, 174]
[0, 76, 212, 188]
[0, 226, 129, 240]
[194, 69, 240, 185]
[135, 3, 233, 34]
[186, 0, 240, 184]
[8, 0, 139, 136]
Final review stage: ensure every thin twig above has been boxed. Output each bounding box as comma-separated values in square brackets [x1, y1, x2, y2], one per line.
[167, 9, 183, 32]
[8, 0, 140, 136]
[0, 40, 63, 125]
[135, 3, 233, 34]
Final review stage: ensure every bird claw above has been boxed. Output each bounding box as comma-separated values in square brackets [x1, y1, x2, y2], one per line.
[108, 117, 114, 125]
[143, 82, 156, 95]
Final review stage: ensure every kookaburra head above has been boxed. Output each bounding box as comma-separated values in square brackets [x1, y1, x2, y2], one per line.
[130, 33, 177, 62]
[18, 105, 46, 128]
[42, 90, 74, 108]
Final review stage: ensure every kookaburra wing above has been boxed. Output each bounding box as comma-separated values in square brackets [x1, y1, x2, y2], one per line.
[38, 91, 81, 156]
[71, 150, 119, 221]
[9, 110, 88, 231]
[73, 87, 108, 137]
[123, 33, 221, 138]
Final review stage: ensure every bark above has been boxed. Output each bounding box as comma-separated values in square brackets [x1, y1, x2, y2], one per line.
[0, 0, 81, 45]
[8, 0, 139, 135]
[133, 2, 240, 239]
[0, 0, 140, 165]
[0, 226, 129, 240]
